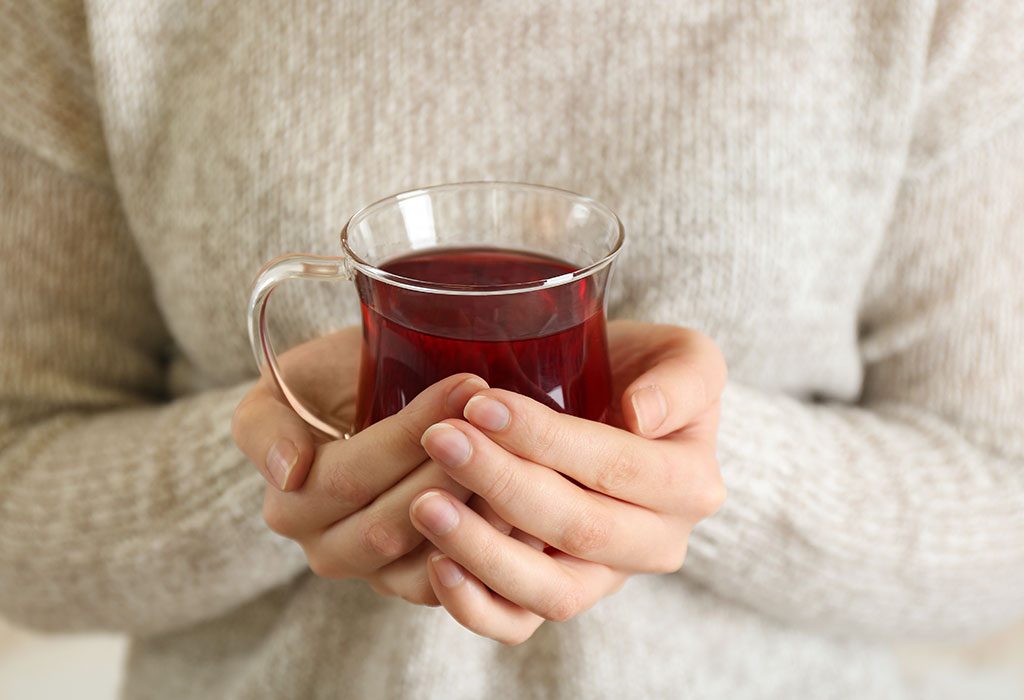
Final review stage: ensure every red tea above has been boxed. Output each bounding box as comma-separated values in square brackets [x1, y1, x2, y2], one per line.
[353, 247, 612, 430]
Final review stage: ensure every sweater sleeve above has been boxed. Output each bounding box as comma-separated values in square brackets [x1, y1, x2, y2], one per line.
[683, 117, 1024, 641]
[0, 4, 306, 636]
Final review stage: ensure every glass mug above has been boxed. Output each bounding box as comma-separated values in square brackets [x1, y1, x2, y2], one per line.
[248, 181, 624, 439]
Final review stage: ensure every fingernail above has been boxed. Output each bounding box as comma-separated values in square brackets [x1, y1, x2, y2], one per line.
[631, 385, 667, 435]
[430, 554, 464, 587]
[413, 492, 460, 535]
[446, 376, 489, 413]
[265, 439, 298, 489]
[421, 423, 471, 467]
[464, 395, 510, 432]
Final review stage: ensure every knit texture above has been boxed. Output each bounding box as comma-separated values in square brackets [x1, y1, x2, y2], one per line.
[1, 2, 1023, 698]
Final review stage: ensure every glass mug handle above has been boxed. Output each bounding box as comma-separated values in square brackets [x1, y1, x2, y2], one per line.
[247, 254, 353, 439]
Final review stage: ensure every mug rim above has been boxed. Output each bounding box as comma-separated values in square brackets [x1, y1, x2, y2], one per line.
[339, 181, 625, 296]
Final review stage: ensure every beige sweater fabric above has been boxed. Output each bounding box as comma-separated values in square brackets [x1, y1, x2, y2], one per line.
[2, 2, 1024, 698]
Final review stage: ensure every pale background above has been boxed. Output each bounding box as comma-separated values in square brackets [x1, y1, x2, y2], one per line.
[1, 617, 1022, 699]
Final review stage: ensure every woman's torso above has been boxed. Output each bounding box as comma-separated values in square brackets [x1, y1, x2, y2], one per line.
[87, 2, 933, 697]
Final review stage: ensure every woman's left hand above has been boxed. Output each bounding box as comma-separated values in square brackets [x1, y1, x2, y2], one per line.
[411, 320, 728, 644]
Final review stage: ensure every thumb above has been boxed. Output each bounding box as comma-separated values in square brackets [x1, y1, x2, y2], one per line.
[620, 329, 727, 439]
[232, 383, 318, 491]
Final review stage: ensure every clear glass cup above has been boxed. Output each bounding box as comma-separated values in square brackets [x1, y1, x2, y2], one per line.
[249, 181, 624, 437]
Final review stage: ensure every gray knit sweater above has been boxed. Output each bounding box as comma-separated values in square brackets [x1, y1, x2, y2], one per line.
[1, 2, 1023, 698]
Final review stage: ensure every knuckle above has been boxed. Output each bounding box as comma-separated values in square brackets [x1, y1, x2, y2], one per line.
[400, 590, 440, 607]
[498, 628, 534, 646]
[690, 331, 728, 391]
[230, 407, 245, 447]
[665, 325, 692, 344]
[595, 445, 643, 494]
[471, 534, 507, 577]
[542, 578, 584, 622]
[482, 463, 520, 507]
[694, 471, 727, 518]
[459, 608, 493, 637]
[367, 579, 393, 598]
[359, 519, 407, 561]
[398, 578, 440, 607]
[713, 347, 728, 385]
[663, 328, 694, 358]
[321, 463, 372, 510]
[701, 335, 729, 382]
[652, 544, 689, 574]
[393, 412, 428, 449]
[531, 418, 563, 459]
[261, 496, 293, 537]
[306, 547, 348, 580]
[561, 506, 611, 557]
[658, 448, 688, 505]
[691, 364, 711, 412]
[405, 377, 448, 412]
[230, 397, 258, 448]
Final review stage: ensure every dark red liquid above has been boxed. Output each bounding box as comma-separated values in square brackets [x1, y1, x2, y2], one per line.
[353, 247, 612, 430]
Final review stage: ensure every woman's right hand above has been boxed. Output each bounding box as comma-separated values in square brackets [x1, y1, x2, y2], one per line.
[231, 326, 488, 605]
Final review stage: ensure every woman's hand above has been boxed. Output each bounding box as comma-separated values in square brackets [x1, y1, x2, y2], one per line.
[232, 327, 488, 605]
[411, 321, 728, 643]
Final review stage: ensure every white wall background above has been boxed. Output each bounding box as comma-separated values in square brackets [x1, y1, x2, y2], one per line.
[0, 621, 125, 700]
